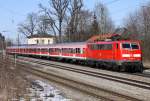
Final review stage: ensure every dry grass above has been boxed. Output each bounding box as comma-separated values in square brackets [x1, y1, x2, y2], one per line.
[0, 55, 30, 101]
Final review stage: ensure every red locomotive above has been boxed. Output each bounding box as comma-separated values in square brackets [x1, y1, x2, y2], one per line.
[6, 34, 143, 72]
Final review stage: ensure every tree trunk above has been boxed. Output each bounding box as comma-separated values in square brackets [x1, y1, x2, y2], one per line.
[59, 19, 62, 43]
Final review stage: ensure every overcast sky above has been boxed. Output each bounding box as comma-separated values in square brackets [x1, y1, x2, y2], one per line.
[0, 0, 149, 41]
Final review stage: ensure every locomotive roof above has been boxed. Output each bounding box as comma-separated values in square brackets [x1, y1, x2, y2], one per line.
[88, 40, 140, 44]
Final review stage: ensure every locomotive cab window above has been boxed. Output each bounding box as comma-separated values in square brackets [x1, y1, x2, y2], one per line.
[122, 43, 131, 49]
[131, 43, 139, 49]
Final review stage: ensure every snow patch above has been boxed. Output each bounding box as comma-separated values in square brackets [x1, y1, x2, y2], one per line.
[25, 80, 72, 101]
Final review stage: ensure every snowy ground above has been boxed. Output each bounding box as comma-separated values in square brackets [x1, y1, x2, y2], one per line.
[21, 80, 72, 101]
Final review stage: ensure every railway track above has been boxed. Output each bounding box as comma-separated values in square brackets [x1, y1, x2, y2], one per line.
[5, 55, 150, 100]
[132, 73, 150, 78]
[15, 56, 150, 90]
[18, 55, 150, 79]
[3, 57, 140, 101]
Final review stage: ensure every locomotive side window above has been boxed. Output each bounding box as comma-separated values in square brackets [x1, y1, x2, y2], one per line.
[90, 44, 98, 50]
[107, 44, 112, 50]
[101, 44, 112, 50]
[90, 44, 112, 50]
[122, 43, 131, 49]
[94, 44, 98, 50]
[131, 43, 139, 49]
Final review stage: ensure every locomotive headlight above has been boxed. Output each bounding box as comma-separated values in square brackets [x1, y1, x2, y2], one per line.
[122, 54, 130, 57]
[133, 54, 141, 57]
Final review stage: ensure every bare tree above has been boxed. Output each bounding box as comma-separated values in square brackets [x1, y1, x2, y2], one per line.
[124, 12, 142, 39]
[38, 5, 58, 42]
[36, 15, 52, 34]
[124, 2, 150, 60]
[90, 13, 100, 35]
[39, 0, 69, 43]
[94, 2, 114, 33]
[6, 38, 13, 46]
[69, 9, 93, 41]
[142, 6, 150, 42]
[65, 0, 83, 41]
[18, 12, 38, 37]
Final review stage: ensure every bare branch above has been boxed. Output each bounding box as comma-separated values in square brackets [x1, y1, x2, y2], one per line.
[18, 12, 38, 37]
